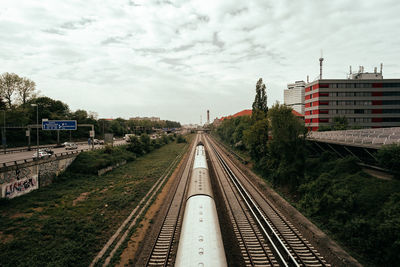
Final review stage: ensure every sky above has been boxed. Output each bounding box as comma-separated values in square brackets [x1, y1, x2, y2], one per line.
[1, 0, 400, 124]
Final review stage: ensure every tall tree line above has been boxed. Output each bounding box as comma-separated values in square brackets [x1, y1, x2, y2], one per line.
[0, 73, 181, 147]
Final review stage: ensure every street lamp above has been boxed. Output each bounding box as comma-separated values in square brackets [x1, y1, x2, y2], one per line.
[31, 104, 39, 161]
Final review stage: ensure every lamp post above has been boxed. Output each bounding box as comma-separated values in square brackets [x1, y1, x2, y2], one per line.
[1, 110, 5, 154]
[31, 104, 39, 161]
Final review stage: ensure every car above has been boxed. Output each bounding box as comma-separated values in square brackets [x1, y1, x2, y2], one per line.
[65, 143, 78, 150]
[61, 141, 70, 147]
[32, 151, 51, 158]
[40, 148, 54, 155]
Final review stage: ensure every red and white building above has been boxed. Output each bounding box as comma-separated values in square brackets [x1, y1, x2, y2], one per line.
[304, 70, 400, 131]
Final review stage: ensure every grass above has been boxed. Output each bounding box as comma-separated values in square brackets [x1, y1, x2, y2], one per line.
[0, 138, 192, 267]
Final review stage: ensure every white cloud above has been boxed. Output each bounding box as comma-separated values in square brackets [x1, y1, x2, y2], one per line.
[1, 0, 400, 123]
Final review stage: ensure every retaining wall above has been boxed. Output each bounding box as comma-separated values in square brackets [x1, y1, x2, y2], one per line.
[0, 154, 77, 199]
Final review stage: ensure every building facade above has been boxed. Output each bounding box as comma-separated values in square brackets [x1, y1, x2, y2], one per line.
[284, 81, 305, 115]
[129, 116, 160, 122]
[304, 74, 400, 131]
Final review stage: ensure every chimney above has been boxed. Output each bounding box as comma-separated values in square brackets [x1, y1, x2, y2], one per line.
[380, 63, 383, 74]
[374, 67, 377, 73]
[307, 75, 309, 83]
[349, 65, 352, 74]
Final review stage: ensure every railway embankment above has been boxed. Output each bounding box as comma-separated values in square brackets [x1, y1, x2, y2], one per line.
[214, 133, 400, 266]
[0, 135, 189, 267]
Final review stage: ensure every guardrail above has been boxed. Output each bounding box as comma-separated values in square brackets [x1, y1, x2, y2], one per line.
[1, 142, 88, 155]
[307, 127, 400, 146]
[1, 142, 126, 168]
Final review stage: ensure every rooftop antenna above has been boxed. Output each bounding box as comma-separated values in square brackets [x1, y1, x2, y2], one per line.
[380, 63, 383, 74]
[207, 110, 210, 124]
[307, 75, 309, 83]
[349, 65, 352, 74]
[319, 50, 324, 80]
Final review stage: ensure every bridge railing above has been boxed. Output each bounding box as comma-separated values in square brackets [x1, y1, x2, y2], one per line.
[308, 127, 400, 146]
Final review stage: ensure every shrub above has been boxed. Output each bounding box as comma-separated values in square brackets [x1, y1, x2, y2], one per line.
[376, 144, 400, 179]
[176, 134, 186, 143]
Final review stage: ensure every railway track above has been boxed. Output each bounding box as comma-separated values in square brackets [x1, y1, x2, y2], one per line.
[145, 135, 199, 266]
[90, 141, 189, 267]
[205, 135, 330, 267]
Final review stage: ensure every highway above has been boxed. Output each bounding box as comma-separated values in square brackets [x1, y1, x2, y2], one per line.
[0, 140, 127, 165]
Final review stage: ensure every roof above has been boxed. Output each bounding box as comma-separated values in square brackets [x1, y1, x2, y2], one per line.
[219, 109, 252, 121]
[232, 109, 252, 117]
[291, 110, 304, 117]
[218, 109, 303, 121]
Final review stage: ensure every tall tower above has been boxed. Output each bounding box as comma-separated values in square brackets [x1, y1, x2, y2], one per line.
[207, 110, 210, 124]
[319, 51, 324, 80]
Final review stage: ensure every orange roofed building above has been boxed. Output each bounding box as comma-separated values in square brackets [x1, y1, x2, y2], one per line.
[214, 109, 304, 126]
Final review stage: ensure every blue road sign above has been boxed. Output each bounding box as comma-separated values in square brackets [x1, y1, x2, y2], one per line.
[42, 120, 77, 130]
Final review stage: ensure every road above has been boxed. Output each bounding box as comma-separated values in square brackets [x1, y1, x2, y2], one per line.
[0, 140, 127, 165]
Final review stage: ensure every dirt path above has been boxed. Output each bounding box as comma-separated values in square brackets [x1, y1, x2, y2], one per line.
[116, 158, 184, 266]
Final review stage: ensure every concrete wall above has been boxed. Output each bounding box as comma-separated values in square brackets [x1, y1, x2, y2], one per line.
[0, 155, 77, 199]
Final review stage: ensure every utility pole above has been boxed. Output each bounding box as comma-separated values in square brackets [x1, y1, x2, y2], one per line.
[1, 110, 5, 154]
[31, 104, 39, 160]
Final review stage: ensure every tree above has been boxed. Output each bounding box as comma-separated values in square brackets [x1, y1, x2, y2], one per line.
[0, 72, 21, 109]
[332, 116, 348, 130]
[252, 78, 268, 120]
[243, 117, 269, 161]
[243, 78, 269, 161]
[376, 144, 400, 179]
[17, 77, 36, 105]
[265, 103, 305, 189]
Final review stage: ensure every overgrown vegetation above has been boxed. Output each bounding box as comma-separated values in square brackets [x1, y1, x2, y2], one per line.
[376, 144, 400, 179]
[299, 153, 400, 266]
[213, 77, 400, 266]
[0, 134, 192, 267]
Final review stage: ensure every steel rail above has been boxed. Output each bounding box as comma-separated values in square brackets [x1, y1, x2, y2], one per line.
[210, 136, 329, 266]
[145, 135, 199, 266]
[205, 138, 277, 266]
[208, 139, 299, 267]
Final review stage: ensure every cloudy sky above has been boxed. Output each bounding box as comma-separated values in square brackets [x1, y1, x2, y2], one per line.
[1, 0, 400, 124]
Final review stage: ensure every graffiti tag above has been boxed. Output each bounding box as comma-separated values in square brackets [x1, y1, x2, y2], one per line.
[2, 176, 38, 199]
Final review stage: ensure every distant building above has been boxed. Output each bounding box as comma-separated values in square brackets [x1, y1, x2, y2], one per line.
[284, 80, 305, 115]
[214, 109, 303, 127]
[129, 116, 160, 122]
[305, 66, 400, 131]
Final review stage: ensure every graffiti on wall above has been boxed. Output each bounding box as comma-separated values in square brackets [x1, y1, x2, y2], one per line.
[0, 166, 33, 184]
[1, 175, 38, 199]
[0, 156, 77, 199]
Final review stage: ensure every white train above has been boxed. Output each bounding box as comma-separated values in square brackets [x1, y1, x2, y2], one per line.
[175, 142, 227, 267]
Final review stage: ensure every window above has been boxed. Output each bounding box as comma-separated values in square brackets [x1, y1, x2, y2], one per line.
[354, 109, 372, 114]
[383, 100, 400, 105]
[383, 92, 400, 96]
[382, 109, 400, 113]
[355, 92, 371, 97]
[355, 100, 372, 106]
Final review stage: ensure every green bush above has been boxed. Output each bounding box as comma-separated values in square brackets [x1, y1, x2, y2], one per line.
[127, 136, 144, 155]
[67, 146, 135, 175]
[176, 134, 186, 143]
[376, 144, 400, 179]
[298, 155, 400, 265]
